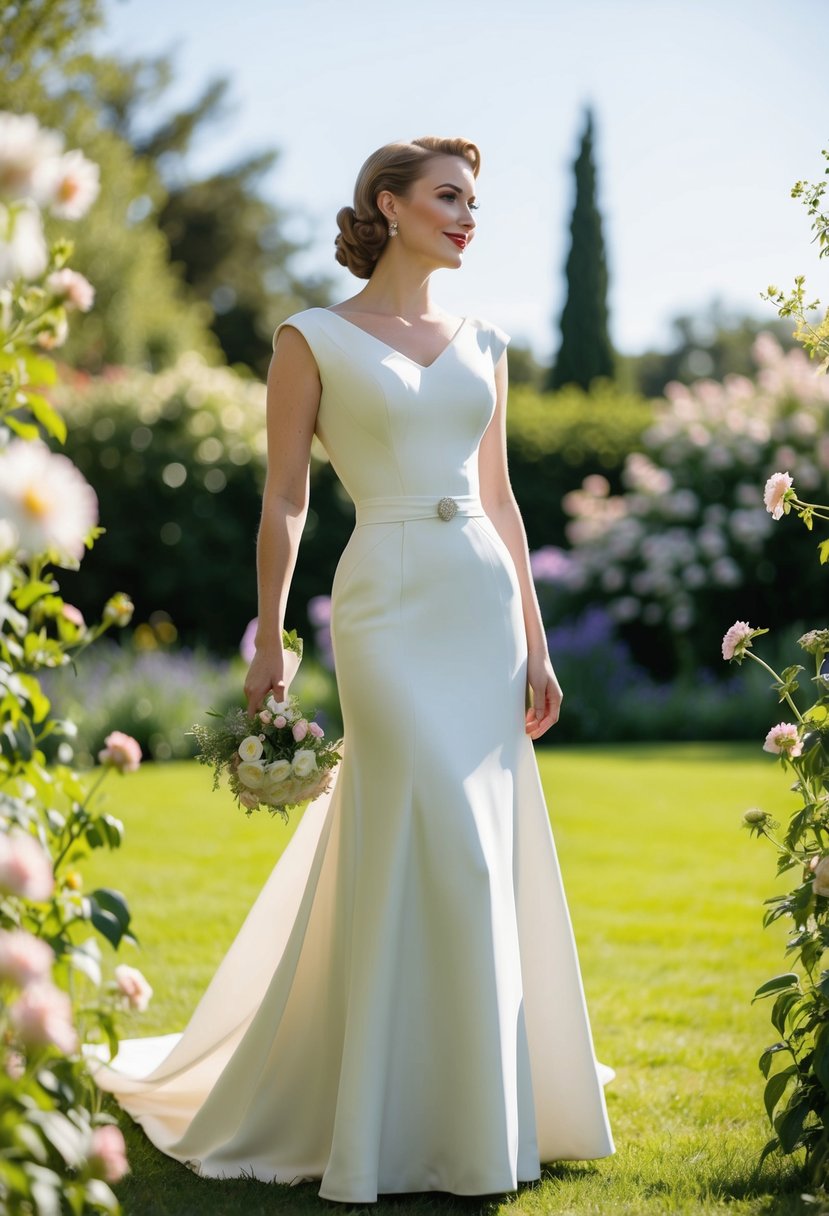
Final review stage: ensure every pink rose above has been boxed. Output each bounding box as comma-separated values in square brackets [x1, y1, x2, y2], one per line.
[258, 710, 273, 724]
[292, 719, 309, 742]
[763, 470, 794, 520]
[763, 722, 803, 758]
[274, 716, 287, 729]
[98, 730, 142, 773]
[0, 929, 55, 987]
[61, 602, 85, 627]
[45, 268, 95, 312]
[88, 1124, 130, 1183]
[0, 831, 55, 901]
[308, 721, 325, 738]
[9, 980, 78, 1054]
[721, 620, 754, 662]
[113, 964, 153, 1012]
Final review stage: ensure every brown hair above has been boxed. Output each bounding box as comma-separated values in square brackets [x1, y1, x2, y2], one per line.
[334, 136, 480, 279]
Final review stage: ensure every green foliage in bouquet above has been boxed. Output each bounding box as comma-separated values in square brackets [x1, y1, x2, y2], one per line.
[189, 629, 343, 823]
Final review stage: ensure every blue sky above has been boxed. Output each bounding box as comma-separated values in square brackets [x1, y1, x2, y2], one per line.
[96, 0, 828, 360]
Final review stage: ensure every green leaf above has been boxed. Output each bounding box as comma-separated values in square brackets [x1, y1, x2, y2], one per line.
[814, 1023, 829, 1091]
[771, 990, 802, 1036]
[819, 538, 829, 565]
[775, 1094, 812, 1152]
[5, 412, 40, 440]
[23, 391, 66, 444]
[753, 973, 801, 1001]
[18, 350, 58, 387]
[760, 1041, 792, 1077]
[13, 579, 60, 611]
[764, 1066, 797, 1121]
[88, 887, 132, 948]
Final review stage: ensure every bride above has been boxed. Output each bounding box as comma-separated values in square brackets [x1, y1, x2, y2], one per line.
[85, 134, 616, 1204]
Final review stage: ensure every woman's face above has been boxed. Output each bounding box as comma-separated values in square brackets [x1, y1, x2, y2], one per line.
[381, 154, 478, 268]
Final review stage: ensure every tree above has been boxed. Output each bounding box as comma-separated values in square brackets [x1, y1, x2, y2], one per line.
[88, 53, 336, 376]
[546, 105, 616, 392]
[0, 0, 220, 371]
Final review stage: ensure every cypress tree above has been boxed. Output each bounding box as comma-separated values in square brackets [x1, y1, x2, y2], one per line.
[546, 105, 616, 391]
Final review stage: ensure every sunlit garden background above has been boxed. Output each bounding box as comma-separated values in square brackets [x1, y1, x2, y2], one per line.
[1, 0, 828, 1212]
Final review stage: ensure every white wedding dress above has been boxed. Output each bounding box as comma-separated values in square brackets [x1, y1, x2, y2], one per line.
[84, 306, 616, 1204]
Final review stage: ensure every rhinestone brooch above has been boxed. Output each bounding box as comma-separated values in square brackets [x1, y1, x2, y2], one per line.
[437, 496, 458, 521]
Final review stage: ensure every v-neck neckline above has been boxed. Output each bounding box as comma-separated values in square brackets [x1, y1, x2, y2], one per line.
[321, 307, 468, 370]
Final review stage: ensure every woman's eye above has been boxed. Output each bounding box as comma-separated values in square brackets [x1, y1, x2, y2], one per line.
[441, 192, 479, 210]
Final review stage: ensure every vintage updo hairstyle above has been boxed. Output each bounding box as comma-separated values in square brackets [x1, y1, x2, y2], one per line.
[335, 136, 481, 280]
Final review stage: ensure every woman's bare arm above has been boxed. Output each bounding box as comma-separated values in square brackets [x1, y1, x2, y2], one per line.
[244, 325, 321, 714]
[477, 349, 562, 738]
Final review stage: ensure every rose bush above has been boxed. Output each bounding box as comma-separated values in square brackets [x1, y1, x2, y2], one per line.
[558, 332, 829, 679]
[0, 110, 151, 1216]
[723, 620, 829, 1187]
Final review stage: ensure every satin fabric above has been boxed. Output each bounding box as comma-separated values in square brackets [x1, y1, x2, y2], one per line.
[84, 306, 615, 1203]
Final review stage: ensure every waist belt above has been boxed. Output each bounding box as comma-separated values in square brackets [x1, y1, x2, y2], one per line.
[355, 493, 486, 526]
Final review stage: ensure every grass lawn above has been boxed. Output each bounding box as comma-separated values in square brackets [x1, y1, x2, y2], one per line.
[79, 742, 811, 1215]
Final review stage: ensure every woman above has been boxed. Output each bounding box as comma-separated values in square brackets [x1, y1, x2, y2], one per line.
[86, 136, 616, 1205]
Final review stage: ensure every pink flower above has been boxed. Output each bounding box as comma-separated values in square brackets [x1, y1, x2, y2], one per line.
[61, 602, 85, 627]
[45, 268, 95, 312]
[98, 730, 142, 773]
[258, 710, 273, 724]
[113, 964, 153, 1012]
[240, 616, 258, 663]
[0, 830, 55, 901]
[763, 470, 794, 520]
[88, 1124, 130, 1183]
[763, 722, 803, 758]
[0, 929, 54, 987]
[308, 721, 325, 738]
[721, 620, 754, 661]
[9, 980, 78, 1054]
[274, 716, 287, 729]
[5, 1049, 26, 1079]
[292, 719, 309, 742]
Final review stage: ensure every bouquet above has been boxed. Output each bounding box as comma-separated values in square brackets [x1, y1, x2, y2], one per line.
[189, 630, 343, 822]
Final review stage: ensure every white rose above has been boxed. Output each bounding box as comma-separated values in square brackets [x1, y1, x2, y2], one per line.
[238, 735, 264, 762]
[268, 698, 298, 722]
[237, 760, 266, 789]
[292, 749, 318, 779]
[265, 759, 292, 784]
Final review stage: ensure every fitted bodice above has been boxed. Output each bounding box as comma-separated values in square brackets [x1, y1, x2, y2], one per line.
[271, 307, 511, 507]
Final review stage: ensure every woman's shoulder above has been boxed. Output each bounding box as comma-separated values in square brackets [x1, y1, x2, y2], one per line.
[466, 315, 511, 361]
[271, 306, 327, 352]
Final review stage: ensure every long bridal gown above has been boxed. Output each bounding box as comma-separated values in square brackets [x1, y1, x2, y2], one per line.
[84, 305, 616, 1204]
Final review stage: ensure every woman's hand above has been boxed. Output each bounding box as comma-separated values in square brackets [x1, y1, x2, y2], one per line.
[525, 649, 563, 740]
[244, 645, 287, 717]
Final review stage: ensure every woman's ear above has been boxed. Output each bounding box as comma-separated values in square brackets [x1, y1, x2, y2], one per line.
[374, 189, 396, 225]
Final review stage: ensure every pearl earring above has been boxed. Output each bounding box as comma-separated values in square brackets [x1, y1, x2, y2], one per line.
[388, 220, 398, 237]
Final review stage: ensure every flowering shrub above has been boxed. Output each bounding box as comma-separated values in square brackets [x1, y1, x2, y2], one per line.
[722, 621, 829, 1187]
[760, 145, 829, 374]
[49, 350, 343, 654]
[0, 111, 149, 1215]
[560, 332, 829, 677]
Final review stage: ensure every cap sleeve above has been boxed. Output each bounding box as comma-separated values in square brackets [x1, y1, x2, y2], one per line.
[272, 309, 318, 354]
[488, 320, 511, 366]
